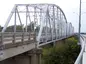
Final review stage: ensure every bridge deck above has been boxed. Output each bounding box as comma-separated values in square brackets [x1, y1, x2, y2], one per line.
[0, 42, 35, 61]
[0, 32, 36, 61]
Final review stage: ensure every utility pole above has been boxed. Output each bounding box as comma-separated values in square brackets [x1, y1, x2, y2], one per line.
[78, 0, 81, 44]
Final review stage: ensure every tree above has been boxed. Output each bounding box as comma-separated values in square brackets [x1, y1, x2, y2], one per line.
[27, 22, 34, 32]
[42, 37, 80, 64]
[6, 25, 22, 32]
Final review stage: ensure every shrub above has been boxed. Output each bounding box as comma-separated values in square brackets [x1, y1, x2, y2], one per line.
[42, 37, 80, 64]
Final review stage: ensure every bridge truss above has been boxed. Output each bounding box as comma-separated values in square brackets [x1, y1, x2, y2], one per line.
[1, 4, 74, 47]
[0, 4, 74, 61]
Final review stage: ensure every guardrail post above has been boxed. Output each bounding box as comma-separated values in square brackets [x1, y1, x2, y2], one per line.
[34, 32, 37, 48]
[27, 33, 29, 41]
[13, 32, 15, 43]
[1, 33, 3, 44]
[29, 32, 31, 41]
[0, 33, 4, 56]
[22, 32, 24, 43]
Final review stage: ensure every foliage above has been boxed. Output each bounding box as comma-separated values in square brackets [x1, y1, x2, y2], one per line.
[42, 37, 80, 64]
[4, 22, 40, 32]
[6, 25, 23, 32]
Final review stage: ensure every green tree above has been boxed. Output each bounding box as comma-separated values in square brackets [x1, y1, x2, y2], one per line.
[6, 25, 22, 32]
[42, 37, 80, 64]
[26, 22, 34, 32]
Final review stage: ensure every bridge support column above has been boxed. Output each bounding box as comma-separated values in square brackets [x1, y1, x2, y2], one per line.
[0, 48, 42, 64]
[53, 41, 56, 46]
[28, 48, 42, 64]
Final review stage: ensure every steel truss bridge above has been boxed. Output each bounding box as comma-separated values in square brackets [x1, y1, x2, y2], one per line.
[0, 4, 81, 63]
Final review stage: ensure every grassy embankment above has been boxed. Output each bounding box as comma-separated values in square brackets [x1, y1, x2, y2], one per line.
[42, 36, 80, 64]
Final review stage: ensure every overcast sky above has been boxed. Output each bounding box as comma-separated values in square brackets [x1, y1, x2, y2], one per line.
[0, 0, 86, 32]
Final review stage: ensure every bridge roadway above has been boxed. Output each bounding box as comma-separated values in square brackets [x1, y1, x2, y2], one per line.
[0, 32, 73, 61]
[0, 32, 36, 61]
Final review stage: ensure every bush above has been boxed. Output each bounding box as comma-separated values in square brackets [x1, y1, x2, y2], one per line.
[42, 37, 80, 64]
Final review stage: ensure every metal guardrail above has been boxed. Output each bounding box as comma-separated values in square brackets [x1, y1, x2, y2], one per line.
[74, 35, 85, 64]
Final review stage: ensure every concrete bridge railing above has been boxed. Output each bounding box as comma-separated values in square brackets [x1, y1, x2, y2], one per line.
[74, 35, 85, 64]
[0, 32, 36, 50]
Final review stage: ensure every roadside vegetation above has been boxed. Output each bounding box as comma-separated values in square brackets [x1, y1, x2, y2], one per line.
[0, 22, 40, 32]
[42, 36, 80, 64]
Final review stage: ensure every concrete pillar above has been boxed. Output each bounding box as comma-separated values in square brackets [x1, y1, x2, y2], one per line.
[31, 54, 38, 64]
[38, 54, 41, 64]
[28, 48, 42, 64]
[53, 41, 56, 46]
[14, 54, 31, 64]
[0, 48, 42, 64]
